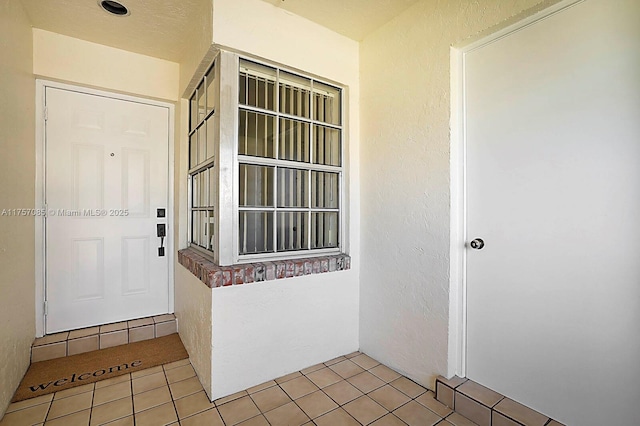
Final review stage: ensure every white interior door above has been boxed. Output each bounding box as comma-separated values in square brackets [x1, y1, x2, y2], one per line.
[45, 87, 170, 333]
[465, 1, 640, 425]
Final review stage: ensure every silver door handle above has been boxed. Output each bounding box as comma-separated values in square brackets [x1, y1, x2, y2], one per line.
[470, 238, 485, 250]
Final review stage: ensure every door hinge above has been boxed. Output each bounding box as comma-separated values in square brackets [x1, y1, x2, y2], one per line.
[44, 106, 48, 121]
[44, 301, 48, 316]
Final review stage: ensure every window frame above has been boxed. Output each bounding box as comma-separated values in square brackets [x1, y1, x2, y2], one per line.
[187, 59, 219, 259]
[189, 50, 348, 266]
[231, 55, 345, 264]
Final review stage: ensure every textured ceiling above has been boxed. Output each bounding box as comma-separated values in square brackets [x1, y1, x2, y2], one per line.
[261, 0, 421, 41]
[19, 0, 207, 62]
[19, 0, 420, 63]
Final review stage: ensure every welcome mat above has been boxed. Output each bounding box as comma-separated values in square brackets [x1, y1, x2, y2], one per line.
[12, 333, 188, 402]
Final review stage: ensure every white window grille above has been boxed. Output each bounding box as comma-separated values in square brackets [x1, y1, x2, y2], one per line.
[188, 62, 217, 256]
[237, 59, 343, 259]
[188, 52, 345, 265]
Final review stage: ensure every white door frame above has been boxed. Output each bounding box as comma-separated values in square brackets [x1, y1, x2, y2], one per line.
[448, 0, 584, 378]
[35, 80, 176, 337]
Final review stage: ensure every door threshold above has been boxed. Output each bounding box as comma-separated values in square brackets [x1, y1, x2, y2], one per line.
[435, 375, 565, 426]
[31, 314, 178, 363]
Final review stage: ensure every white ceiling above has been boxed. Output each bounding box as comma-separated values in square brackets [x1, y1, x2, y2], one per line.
[19, 0, 205, 62]
[261, 0, 421, 41]
[19, 0, 420, 62]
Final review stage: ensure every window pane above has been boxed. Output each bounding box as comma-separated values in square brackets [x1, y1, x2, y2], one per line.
[313, 125, 341, 166]
[190, 94, 198, 132]
[311, 171, 339, 209]
[277, 168, 308, 208]
[279, 118, 309, 162]
[200, 212, 206, 247]
[277, 211, 308, 252]
[205, 210, 215, 251]
[239, 73, 246, 108]
[192, 174, 200, 208]
[197, 125, 206, 164]
[209, 166, 216, 208]
[239, 211, 274, 254]
[239, 60, 276, 111]
[197, 82, 206, 123]
[191, 210, 215, 250]
[279, 72, 310, 118]
[311, 212, 339, 249]
[206, 116, 216, 161]
[199, 169, 209, 209]
[239, 164, 274, 207]
[189, 132, 198, 169]
[191, 168, 215, 208]
[191, 211, 200, 246]
[238, 111, 276, 158]
[313, 82, 341, 125]
[199, 211, 208, 249]
[206, 65, 216, 114]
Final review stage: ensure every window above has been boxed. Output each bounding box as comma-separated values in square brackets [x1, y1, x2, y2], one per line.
[188, 62, 217, 255]
[188, 51, 345, 265]
[237, 59, 343, 259]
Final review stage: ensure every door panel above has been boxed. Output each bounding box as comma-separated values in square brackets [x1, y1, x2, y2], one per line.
[72, 238, 104, 301]
[121, 236, 150, 295]
[46, 87, 170, 332]
[74, 145, 105, 210]
[465, 1, 640, 425]
[122, 148, 150, 216]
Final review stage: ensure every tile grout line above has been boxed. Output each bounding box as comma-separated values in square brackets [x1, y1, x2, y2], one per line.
[304, 362, 366, 425]
[25, 354, 454, 426]
[88, 382, 96, 426]
[129, 366, 170, 418]
[43, 355, 432, 426]
[215, 393, 230, 426]
[162, 361, 182, 424]
[169, 375, 223, 424]
[256, 372, 348, 425]
[306, 358, 390, 425]
[244, 389, 267, 424]
[129, 372, 136, 426]
[344, 357, 446, 426]
[33, 315, 177, 362]
[453, 385, 505, 424]
[42, 392, 54, 425]
[310, 358, 367, 425]
[442, 379, 559, 426]
[300, 365, 352, 421]
[275, 378, 316, 424]
[491, 404, 535, 426]
[372, 382, 429, 426]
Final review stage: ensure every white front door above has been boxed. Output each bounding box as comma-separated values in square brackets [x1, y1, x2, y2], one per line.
[45, 87, 170, 333]
[464, 1, 640, 425]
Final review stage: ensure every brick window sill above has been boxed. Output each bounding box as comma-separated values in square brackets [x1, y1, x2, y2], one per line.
[178, 248, 351, 289]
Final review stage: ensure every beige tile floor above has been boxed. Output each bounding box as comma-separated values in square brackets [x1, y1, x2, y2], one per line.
[1, 352, 478, 426]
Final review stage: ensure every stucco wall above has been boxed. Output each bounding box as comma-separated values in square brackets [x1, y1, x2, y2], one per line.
[178, 0, 213, 96]
[211, 272, 359, 398]
[33, 29, 180, 102]
[0, 0, 35, 418]
[359, 0, 551, 388]
[173, 97, 215, 398]
[174, 265, 213, 399]
[173, 0, 216, 393]
[202, 0, 361, 398]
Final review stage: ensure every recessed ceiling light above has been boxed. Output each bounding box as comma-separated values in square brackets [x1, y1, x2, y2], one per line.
[99, 0, 130, 16]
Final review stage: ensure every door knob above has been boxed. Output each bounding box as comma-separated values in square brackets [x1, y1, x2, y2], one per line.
[157, 224, 166, 257]
[470, 238, 485, 250]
